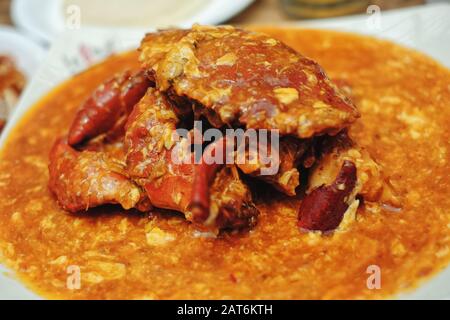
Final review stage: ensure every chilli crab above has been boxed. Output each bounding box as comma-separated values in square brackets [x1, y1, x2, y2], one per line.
[49, 25, 399, 233]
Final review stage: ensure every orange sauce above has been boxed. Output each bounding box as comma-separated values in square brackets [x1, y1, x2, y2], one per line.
[0, 28, 449, 299]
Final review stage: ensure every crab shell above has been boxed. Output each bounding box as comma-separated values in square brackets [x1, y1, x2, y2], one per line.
[139, 25, 359, 139]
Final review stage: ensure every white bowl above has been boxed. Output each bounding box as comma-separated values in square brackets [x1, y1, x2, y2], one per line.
[0, 26, 45, 79]
[11, 0, 254, 45]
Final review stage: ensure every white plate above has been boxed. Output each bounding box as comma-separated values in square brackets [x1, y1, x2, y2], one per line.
[1, 3, 450, 300]
[11, 0, 254, 45]
[0, 26, 46, 79]
[294, 4, 450, 299]
[297, 3, 450, 68]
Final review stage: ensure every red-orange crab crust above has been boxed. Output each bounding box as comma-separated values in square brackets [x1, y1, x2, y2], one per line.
[49, 25, 393, 233]
[140, 25, 360, 138]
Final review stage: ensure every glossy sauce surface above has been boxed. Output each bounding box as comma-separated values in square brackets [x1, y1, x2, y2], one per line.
[0, 28, 449, 299]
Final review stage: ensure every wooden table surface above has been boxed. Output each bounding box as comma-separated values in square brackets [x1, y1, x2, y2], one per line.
[230, 0, 425, 24]
[1, 0, 426, 27]
[0, 0, 11, 25]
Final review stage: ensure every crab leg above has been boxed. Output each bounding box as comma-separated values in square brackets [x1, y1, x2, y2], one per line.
[206, 165, 258, 230]
[124, 88, 192, 211]
[189, 135, 231, 223]
[68, 70, 153, 146]
[125, 89, 258, 230]
[188, 135, 259, 230]
[49, 138, 151, 212]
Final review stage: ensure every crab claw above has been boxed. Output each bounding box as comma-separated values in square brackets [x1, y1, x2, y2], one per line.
[68, 70, 153, 146]
[308, 131, 401, 207]
[298, 160, 357, 232]
[299, 131, 401, 232]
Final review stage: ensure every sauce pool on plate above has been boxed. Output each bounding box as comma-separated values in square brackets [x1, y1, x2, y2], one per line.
[0, 28, 449, 299]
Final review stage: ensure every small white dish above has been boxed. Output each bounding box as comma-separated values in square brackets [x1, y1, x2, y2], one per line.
[0, 26, 46, 79]
[11, 0, 254, 45]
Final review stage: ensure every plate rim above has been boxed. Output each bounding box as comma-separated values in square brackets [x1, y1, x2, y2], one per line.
[0, 25, 46, 78]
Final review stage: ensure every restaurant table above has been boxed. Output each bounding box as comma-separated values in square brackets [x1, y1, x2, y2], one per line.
[0, 0, 426, 27]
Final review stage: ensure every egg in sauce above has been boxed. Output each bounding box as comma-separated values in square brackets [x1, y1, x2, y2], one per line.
[0, 28, 449, 299]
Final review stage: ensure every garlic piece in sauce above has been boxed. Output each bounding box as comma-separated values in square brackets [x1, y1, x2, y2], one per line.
[274, 87, 299, 105]
[216, 53, 237, 66]
[145, 222, 175, 246]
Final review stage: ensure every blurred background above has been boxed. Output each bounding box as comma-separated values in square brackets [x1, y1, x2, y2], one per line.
[0, 0, 448, 132]
[0, 0, 436, 27]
